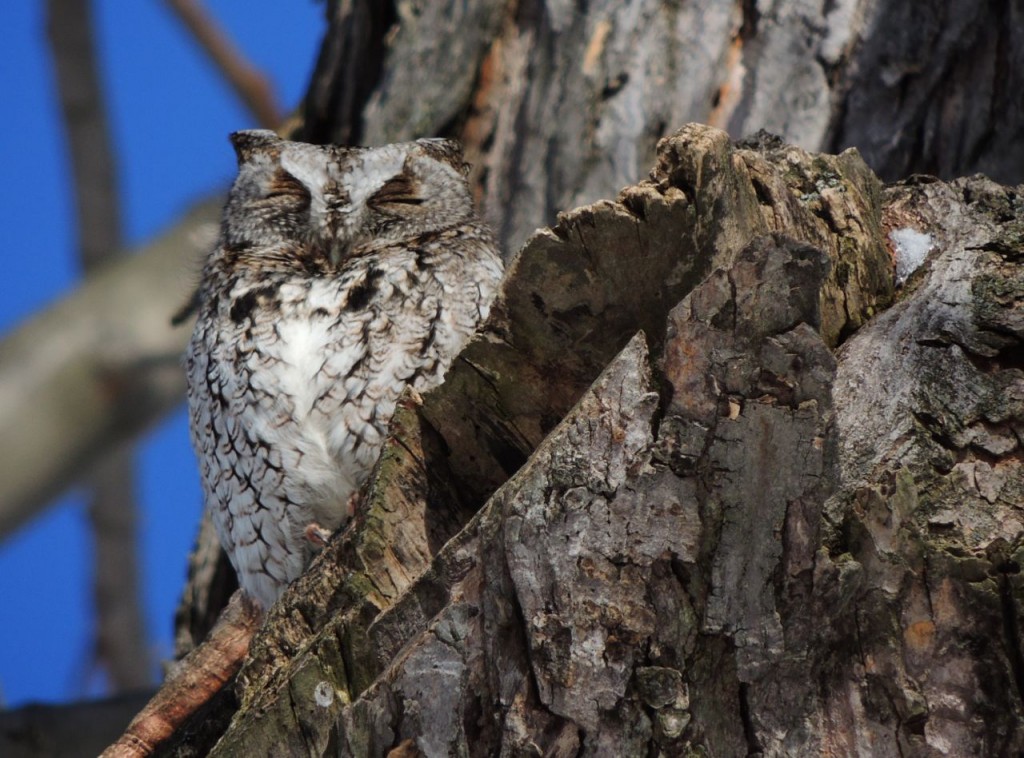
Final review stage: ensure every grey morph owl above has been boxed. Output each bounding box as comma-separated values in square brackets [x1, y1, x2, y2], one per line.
[186, 130, 503, 609]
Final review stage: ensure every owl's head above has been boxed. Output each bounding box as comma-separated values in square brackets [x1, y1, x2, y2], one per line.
[222, 130, 474, 268]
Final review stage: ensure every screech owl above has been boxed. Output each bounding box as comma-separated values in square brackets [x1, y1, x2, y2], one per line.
[185, 130, 503, 610]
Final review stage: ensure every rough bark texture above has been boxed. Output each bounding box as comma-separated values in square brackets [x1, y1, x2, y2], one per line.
[156, 124, 1023, 756]
[9, 1, 1024, 754]
[825, 176, 1024, 755]
[303, 0, 1024, 258]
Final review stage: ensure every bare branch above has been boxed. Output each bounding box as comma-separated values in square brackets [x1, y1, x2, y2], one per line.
[0, 199, 220, 540]
[101, 591, 262, 758]
[0, 690, 152, 757]
[164, 0, 282, 129]
[47, 0, 151, 692]
[46, 0, 121, 267]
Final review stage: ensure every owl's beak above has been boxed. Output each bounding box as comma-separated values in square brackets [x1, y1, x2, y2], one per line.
[328, 241, 347, 267]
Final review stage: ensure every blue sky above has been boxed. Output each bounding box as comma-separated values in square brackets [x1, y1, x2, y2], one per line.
[0, 1, 324, 706]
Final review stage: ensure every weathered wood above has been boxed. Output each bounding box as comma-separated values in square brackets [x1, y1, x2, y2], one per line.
[820, 175, 1024, 755]
[9, 0, 1020, 539]
[305, 0, 1024, 257]
[171, 121, 895, 673]
[419, 125, 892, 510]
[0, 200, 218, 539]
[143, 124, 1024, 756]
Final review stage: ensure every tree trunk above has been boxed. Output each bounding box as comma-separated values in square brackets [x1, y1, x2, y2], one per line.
[155, 3, 1024, 753]
[303, 0, 1024, 256]
[157, 123, 1023, 756]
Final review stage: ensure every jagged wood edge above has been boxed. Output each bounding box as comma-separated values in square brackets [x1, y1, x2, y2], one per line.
[163, 124, 899, 754]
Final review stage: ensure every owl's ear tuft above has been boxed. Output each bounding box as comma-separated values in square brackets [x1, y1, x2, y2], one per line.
[415, 138, 470, 176]
[230, 130, 282, 165]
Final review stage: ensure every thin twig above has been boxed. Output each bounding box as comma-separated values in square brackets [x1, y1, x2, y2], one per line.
[46, 0, 121, 268]
[165, 0, 282, 128]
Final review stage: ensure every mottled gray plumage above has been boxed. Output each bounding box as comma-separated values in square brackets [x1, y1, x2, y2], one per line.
[186, 130, 503, 609]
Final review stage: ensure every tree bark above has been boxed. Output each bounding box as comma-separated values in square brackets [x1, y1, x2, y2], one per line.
[155, 125, 1023, 755]
[7, 1, 1024, 754]
[304, 0, 1024, 257]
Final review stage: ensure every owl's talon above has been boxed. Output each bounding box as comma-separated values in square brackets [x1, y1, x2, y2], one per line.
[397, 392, 423, 412]
[346, 491, 361, 519]
[304, 523, 333, 548]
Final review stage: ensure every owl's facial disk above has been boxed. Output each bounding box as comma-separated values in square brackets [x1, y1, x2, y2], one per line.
[223, 131, 473, 269]
[337, 140, 473, 243]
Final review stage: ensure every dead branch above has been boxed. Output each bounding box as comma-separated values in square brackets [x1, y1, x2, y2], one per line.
[47, 0, 150, 691]
[0, 200, 219, 539]
[101, 592, 261, 758]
